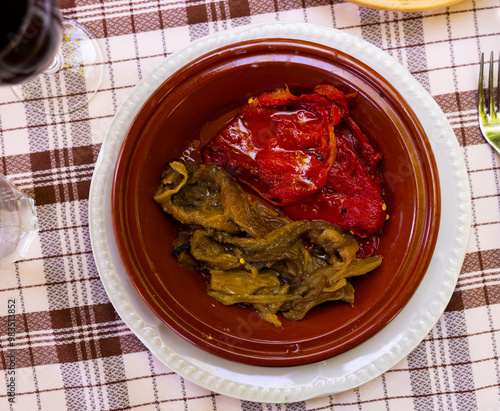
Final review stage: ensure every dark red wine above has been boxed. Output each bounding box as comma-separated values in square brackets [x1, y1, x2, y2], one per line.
[0, 0, 62, 84]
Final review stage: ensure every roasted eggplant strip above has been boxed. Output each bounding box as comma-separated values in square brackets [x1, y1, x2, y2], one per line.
[188, 229, 242, 270]
[254, 284, 292, 328]
[154, 160, 289, 237]
[154, 160, 382, 327]
[283, 282, 355, 321]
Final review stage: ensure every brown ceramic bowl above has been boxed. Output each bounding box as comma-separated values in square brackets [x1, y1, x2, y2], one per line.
[112, 39, 440, 367]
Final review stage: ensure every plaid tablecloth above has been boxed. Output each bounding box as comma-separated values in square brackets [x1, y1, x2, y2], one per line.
[1, 0, 499, 410]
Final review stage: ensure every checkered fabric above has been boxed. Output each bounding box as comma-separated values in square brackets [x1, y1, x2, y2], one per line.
[0, 0, 499, 410]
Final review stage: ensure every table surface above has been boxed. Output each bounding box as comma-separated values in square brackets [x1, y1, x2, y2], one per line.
[1, 0, 499, 410]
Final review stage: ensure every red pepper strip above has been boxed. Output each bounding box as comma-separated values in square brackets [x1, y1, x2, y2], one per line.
[314, 84, 351, 125]
[357, 235, 380, 259]
[283, 122, 385, 239]
[202, 86, 347, 206]
[341, 116, 383, 183]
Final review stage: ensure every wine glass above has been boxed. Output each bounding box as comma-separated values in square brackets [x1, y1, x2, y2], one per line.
[0, 175, 38, 269]
[1, 0, 103, 115]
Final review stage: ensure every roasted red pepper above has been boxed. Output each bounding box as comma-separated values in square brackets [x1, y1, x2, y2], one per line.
[283, 119, 386, 238]
[202, 86, 346, 205]
[202, 85, 386, 257]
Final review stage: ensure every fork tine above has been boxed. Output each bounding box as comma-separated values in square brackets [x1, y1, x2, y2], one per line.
[489, 51, 497, 119]
[479, 52, 485, 117]
[477, 52, 500, 155]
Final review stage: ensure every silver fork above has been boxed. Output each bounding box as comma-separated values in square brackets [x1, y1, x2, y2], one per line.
[478, 52, 500, 155]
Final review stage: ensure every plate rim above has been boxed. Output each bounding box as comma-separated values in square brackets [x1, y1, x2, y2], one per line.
[89, 22, 471, 403]
[345, 0, 464, 11]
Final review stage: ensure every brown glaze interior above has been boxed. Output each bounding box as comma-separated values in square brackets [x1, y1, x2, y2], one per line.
[111, 39, 441, 367]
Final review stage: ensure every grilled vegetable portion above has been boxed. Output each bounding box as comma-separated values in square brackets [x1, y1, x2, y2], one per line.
[154, 160, 382, 327]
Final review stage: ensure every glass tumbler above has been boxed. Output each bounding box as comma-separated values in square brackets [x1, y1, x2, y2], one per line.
[0, 175, 38, 268]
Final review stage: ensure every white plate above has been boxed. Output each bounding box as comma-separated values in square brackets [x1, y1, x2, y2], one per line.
[89, 22, 471, 403]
